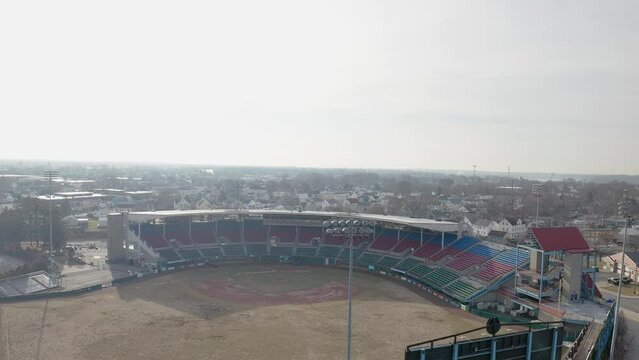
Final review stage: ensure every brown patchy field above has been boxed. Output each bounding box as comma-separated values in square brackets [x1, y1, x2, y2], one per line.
[0, 264, 486, 360]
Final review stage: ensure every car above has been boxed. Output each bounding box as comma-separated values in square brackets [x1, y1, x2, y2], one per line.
[608, 276, 633, 285]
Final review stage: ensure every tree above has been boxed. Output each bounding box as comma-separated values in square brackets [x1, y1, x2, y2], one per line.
[611, 313, 632, 359]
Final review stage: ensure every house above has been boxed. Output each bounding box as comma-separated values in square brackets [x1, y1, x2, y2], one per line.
[472, 219, 497, 237]
[195, 197, 213, 210]
[602, 251, 639, 282]
[174, 198, 191, 210]
[494, 217, 528, 240]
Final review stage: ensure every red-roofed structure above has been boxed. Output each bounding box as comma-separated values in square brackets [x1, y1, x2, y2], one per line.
[530, 227, 592, 253]
[516, 227, 598, 305]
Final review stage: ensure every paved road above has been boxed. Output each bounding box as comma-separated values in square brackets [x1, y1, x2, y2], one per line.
[597, 273, 639, 359]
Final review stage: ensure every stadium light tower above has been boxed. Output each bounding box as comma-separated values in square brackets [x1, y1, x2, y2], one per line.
[532, 184, 542, 227]
[610, 194, 633, 360]
[43, 167, 59, 273]
[323, 219, 374, 360]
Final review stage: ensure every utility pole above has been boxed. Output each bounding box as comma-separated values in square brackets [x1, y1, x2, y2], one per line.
[532, 184, 542, 228]
[610, 194, 633, 360]
[43, 167, 59, 273]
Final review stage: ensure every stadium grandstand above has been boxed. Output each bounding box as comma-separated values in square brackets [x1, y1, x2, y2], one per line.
[108, 210, 537, 305]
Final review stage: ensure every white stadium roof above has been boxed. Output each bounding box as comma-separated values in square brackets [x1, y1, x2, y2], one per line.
[125, 209, 459, 233]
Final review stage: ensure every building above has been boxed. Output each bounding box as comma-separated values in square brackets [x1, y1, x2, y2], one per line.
[602, 251, 639, 282]
[516, 227, 597, 304]
[494, 217, 528, 240]
[472, 219, 497, 237]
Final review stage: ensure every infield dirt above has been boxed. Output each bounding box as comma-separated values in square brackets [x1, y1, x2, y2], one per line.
[0, 263, 488, 360]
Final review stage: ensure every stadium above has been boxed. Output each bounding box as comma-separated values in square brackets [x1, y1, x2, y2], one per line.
[0, 210, 614, 359]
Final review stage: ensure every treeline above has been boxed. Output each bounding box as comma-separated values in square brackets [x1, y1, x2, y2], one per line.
[0, 197, 66, 253]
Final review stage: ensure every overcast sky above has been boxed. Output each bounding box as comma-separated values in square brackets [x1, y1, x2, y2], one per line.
[1, 1, 637, 175]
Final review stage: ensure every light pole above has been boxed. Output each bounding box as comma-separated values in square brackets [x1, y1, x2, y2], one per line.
[610, 195, 633, 360]
[43, 168, 59, 273]
[323, 219, 374, 360]
[532, 183, 542, 228]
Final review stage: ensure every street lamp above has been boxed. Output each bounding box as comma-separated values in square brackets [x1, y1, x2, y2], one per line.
[323, 218, 374, 360]
[610, 194, 633, 360]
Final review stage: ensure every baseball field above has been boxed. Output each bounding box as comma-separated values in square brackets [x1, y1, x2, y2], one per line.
[0, 264, 488, 360]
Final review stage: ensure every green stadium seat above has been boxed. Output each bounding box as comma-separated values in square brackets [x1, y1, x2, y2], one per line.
[376, 256, 402, 269]
[296, 247, 318, 257]
[424, 268, 459, 289]
[318, 246, 342, 258]
[199, 247, 223, 258]
[222, 244, 245, 256]
[445, 280, 479, 300]
[178, 249, 202, 260]
[270, 246, 294, 256]
[246, 244, 268, 256]
[158, 249, 183, 263]
[357, 252, 383, 266]
[393, 258, 422, 272]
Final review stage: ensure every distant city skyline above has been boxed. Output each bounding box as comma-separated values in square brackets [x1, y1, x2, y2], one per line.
[1, 1, 638, 175]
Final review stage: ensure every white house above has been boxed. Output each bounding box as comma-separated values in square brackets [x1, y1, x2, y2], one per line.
[195, 197, 213, 210]
[494, 217, 528, 240]
[174, 198, 191, 210]
[472, 219, 497, 237]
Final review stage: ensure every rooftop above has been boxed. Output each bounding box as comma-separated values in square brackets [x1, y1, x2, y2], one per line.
[531, 227, 592, 253]
[125, 209, 459, 233]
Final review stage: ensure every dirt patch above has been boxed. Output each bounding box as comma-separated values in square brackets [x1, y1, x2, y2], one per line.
[0, 264, 488, 360]
[193, 278, 358, 305]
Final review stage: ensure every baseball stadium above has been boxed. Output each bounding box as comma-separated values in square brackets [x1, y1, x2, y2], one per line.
[0, 210, 616, 359]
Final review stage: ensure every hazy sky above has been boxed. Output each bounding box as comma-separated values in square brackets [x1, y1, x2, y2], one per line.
[1, 1, 638, 174]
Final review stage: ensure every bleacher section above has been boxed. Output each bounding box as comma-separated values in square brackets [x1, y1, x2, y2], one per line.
[430, 236, 478, 261]
[338, 247, 365, 262]
[217, 220, 241, 243]
[158, 248, 183, 263]
[318, 246, 342, 258]
[137, 223, 169, 248]
[446, 244, 501, 271]
[191, 222, 216, 244]
[243, 220, 268, 242]
[270, 225, 297, 243]
[357, 252, 383, 266]
[200, 247, 223, 258]
[128, 220, 532, 304]
[393, 258, 422, 272]
[376, 256, 402, 269]
[412, 233, 456, 259]
[446, 280, 480, 299]
[423, 268, 459, 289]
[246, 244, 268, 256]
[296, 247, 318, 257]
[164, 223, 191, 246]
[474, 248, 530, 282]
[178, 249, 202, 261]
[369, 229, 399, 251]
[270, 246, 295, 256]
[391, 231, 422, 254]
[409, 264, 433, 278]
[297, 227, 322, 243]
[221, 244, 245, 256]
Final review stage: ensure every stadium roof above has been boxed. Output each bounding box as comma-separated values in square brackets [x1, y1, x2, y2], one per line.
[125, 209, 459, 232]
[530, 227, 592, 253]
